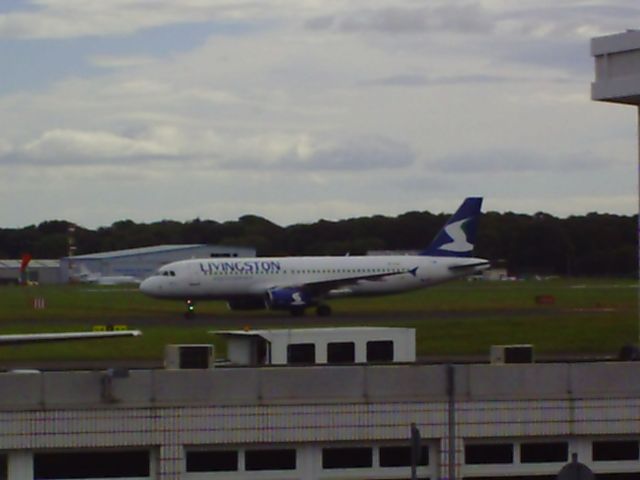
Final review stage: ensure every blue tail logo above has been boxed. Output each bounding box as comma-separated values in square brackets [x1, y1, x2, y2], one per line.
[420, 197, 482, 257]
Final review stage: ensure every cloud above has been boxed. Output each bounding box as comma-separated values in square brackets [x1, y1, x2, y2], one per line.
[431, 149, 614, 175]
[4, 125, 414, 173]
[0, 138, 12, 156]
[89, 54, 158, 69]
[362, 73, 517, 87]
[20, 128, 181, 163]
[306, 4, 494, 35]
[0, 0, 273, 39]
[495, 4, 640, 40]
[222, 135, 416, 171]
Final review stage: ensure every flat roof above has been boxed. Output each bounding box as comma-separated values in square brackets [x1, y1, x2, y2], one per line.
[591, 29, 640, 56]
[211, 327, 414, 342]
[63, 244, 252, 260]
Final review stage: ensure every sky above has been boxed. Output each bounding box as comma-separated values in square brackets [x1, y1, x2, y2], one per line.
[1, 0, 639, 229]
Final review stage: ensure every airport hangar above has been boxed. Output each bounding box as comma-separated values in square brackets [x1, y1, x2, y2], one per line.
[60, 244, 256, 283]
[0, 328, 638, 480]
[0, 244, 256, 285]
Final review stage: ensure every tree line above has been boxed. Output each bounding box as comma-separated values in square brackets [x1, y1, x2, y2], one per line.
[0, 210, 636, 277]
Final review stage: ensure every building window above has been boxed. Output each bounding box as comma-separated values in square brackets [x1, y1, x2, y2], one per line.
[468, 476, 555, 480]
[520, 442, 568, 463]
[287, 343, 315, 364]
[327, 342, 355, 363]
[366, 340, 394, 362]
[465, 443, 513, 464]
[379, 445, 429, 467]
[322, 447, 372, 469]
[33, 450, 149, 479]
[593, 440, 639, 461]
[178, 346, 211, 369]
[186, 450, 238, 472]
[245, 449, 296, 471]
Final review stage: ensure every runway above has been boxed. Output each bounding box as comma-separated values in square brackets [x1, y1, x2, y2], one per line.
[13, 306, 566, 328]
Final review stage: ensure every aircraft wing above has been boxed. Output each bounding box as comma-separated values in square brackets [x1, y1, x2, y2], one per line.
[0, 330, 142, 346]
[276, 268, 418, 298]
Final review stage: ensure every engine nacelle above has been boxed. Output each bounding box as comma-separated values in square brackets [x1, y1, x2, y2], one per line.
[227, 297, 267, 311]
[265, 287, 314, 310]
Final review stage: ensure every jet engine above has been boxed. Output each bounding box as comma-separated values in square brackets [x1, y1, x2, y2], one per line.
[265, 287, 314, 311]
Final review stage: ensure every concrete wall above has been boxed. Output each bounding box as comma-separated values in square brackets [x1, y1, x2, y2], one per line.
[2, 363, 639, 410]
[0, 363, 639, 479]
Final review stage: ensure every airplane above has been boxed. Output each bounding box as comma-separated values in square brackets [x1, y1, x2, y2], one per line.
[71, 264, 140, 286]
[0, 329, 141, 346]
[139, 197, 490, 317]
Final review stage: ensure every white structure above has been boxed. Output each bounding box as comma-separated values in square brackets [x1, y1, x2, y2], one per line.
[0, 363, 638, 479]
[0, 259, 60, 285]
[592, 30, 640, 345]
[60, 244, 256, 283]
[213, 327, 416, 366]
[592, 30, 640, 105]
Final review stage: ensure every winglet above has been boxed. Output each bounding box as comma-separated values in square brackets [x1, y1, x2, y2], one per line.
[420, 197, 483, 257]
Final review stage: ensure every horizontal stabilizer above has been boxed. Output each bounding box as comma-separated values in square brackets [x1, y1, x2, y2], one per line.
[449, 261, 490, 271]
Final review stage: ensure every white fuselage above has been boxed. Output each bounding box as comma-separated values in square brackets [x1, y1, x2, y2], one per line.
[139, 255, 489, 301]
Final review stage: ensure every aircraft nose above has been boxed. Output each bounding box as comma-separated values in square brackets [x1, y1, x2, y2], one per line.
[139, 277, 158, 296]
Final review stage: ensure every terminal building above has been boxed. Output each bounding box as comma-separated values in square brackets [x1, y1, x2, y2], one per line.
[0, 328, 637, 480]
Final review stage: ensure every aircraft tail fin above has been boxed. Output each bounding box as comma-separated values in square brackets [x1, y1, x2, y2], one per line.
[420, 197, 483, 257]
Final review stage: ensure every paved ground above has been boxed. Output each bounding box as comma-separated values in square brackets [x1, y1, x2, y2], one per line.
[12, 306, 563, 328]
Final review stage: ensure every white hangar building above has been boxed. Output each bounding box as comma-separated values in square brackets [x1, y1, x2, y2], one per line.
[59, 244, 256, 283]
[0, 259, 60, 285]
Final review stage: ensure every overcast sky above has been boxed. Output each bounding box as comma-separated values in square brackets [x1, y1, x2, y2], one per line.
[1, 0, 639, 228]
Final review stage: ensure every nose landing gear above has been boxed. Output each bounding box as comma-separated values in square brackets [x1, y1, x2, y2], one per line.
[184, 299, 196, 319]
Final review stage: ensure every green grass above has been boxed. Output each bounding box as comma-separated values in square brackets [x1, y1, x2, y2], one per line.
[0, 278, 637, 360]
